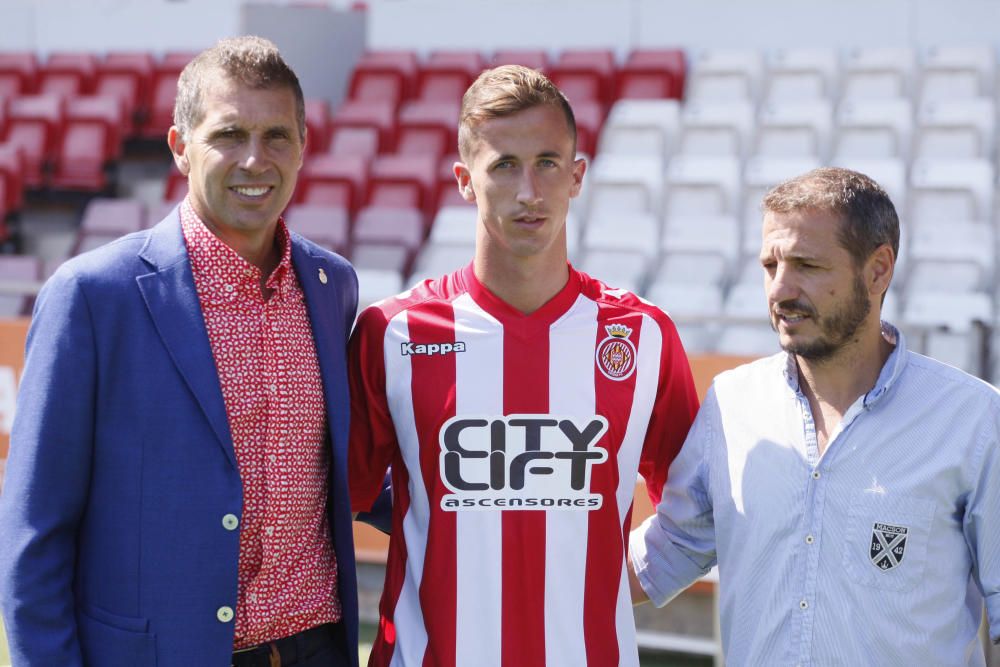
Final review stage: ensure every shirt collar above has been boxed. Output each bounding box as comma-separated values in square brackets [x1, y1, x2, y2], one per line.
[781, 321, 908, 409]
[180, 197, 295, 302]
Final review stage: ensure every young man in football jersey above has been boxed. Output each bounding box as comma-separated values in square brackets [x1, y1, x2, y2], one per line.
[348, 65, 699, 666]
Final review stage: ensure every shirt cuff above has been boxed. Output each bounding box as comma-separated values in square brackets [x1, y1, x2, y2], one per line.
[628, 516, 712, 608]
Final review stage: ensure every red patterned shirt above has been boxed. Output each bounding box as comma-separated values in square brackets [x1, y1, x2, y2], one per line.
[180, 199, 341, 648]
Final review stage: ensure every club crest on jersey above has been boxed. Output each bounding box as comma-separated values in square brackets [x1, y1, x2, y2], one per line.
[401, 341, 466, 356]
[870, 522, 908, 571]
[595, 323, 636, 381]
[438, 414, 609, 512]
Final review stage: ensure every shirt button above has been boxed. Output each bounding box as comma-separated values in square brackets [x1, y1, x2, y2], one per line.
[222, 514, 239, 531]
[811, 470, 821, 480]
[799, 600, 809, 610]
[805, 534, 814, 544]
[217, 606, 234, 623]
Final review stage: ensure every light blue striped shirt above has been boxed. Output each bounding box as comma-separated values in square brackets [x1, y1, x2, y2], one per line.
[631, 325, 1000, 666]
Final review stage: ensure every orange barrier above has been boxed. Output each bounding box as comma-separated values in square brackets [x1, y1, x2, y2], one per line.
[0, 318, 28, 461]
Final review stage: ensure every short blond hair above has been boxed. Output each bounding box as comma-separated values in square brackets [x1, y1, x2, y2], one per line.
[458, 65, 576, 159]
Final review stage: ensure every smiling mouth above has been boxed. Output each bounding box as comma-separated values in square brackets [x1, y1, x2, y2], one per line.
[230, 185, 273, 197]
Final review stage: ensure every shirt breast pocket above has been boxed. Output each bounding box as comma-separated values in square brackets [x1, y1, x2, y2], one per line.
[841, 492, 936, 593]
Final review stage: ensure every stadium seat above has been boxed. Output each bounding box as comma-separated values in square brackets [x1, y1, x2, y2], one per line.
[582, 210, 659, 260]
[395, 100, 459, 160]
[356, 267, 405, 310]
[741, 156, 822, 227]
[407, 243, 471, 283]
[829, 157, 908, 211]
[3, 94, 65, 188]
[913, 98, 995, 160]
[353, 205, 425, 252]
[644, 282, 723, 353]
[366, 153, 438, 217]
[490, 50, 549, 71]
[718, 282, 776, 356]
[0, 254, 41, 317]
[586, 153, 665, 216]
[329, 99, 398, 153]
[283, 204, 350, 254]
[327, 125, 380, 159]
[577, 248, 649, 294]
[39, 52, 97, 99]
[0, 52, 38, 98]
[348, 50, 419, 108]
[906, 220, 995, 293]
[918, 45, 994, 103]
[617, 49, 685, 100]
[79, 197, 145, 236]
[145, 200, 178, 228]
[677, 100, 755, 158]
[651, 250, 730, 288]
[686, 49, 764, 103]
[428, 205, 477, 246]
[833, 98, 913, 160]
[297, 153, 370, 214]
[754, 100, 833, 160]
[417, 51, 485, 103]
[841, 47, 916, 100]
[572, 100, 605, 158]
[661, 214, 741, 265]
[304, 98, 331, 154]
[0, 143, 25, 214]
[50, 95, 127, 191]
[550, 50, 617, 107]
[663, 155, 742, 218]
[599, 99, 680, 161]
[902, 290, 993, 374]
[714, 323, 780, 357]
[763, 48, 838, 103]
[140, 52, 194, 139]
[908, 158, 994, 226]
[96, 52, 155, 134]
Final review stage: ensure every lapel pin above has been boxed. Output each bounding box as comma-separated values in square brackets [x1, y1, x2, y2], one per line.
[318, 268, 328, 284]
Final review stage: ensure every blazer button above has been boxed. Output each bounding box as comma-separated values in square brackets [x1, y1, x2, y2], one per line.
[222, 514, 239, 531]
[217, 606, 234, 623]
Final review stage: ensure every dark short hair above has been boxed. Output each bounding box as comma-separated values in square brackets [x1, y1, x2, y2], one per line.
[458, 64, 577, 159]
[762, 167, 900, 266]
[173, 35, 305, 142]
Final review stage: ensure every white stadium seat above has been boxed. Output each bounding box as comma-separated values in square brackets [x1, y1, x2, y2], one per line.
[764, 48, 839, 103]
[833, 98, 913, 160]
[678, 100, 756, 158]
[357, 268, 405, 310]
[586, 154, 665, 217]
[913, 97, 995, 160]
[918, 45, 994, 103]
[842, 47, 916, 101]
[754, 99, 833, 160]
[687, 48, 764, 103]
[909, 158, 994, 226]
[664, 155, 742, 218]
[599, 99, 681, 161]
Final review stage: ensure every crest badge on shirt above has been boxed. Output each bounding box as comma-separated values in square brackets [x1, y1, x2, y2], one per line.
[870, 522, 908, 571]
[596, 323, 637, 381]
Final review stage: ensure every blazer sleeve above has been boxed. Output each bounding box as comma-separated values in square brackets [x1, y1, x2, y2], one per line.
[0, 268, 97, 667]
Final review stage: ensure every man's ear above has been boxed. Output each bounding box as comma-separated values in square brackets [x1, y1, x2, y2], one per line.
[167, 126, 191, 176]
[569, 156, 587, 199]
[454, 161, 476, 203]
[866, 243, 895, 299]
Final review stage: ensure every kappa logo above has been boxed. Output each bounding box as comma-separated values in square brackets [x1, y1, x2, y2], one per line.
[870, 522, 908, 571]
[438, 414, 609, 512]
[596, 323, 637, 381]
[401, 341, 466, 356]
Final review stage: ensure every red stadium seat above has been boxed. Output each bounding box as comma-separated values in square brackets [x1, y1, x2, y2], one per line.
[350, 51, 419, 102]
[490, 50, 549, 71]
[329, 99, 398, 152]
[367, 154, 437, 218]
[50, 96, 127, 191]
[304, 98, 330, 154]
[39, 52, 98, 99]
[79, 197, 145, 235]
[284, 204, 350, 254]
[352, 204, 426, 255]
[0, 143, 25, 213]
[0, 254, 41, 316]
[416, 51, 485, 103]
[0, 52, 38, 97]
[550, 50, 617, 107]
[619, 49, 686, 100]
[572, 100, 605, 157]
[297, 153, 370, 214]
[327, 126, 380, 159]
[396, 100, 459, 159]
[141, 53, 194, 139]
[3, 95, 65, 188]
[96, 52, 155, 134]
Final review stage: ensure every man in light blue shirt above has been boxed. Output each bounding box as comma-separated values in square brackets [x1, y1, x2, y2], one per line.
[630, 167, 1000, 666]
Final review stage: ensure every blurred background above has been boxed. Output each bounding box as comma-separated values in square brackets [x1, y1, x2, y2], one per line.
[1, 0, 999, 664]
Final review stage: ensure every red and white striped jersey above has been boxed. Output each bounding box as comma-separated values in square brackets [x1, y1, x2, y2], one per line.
[349, 263, 699, 667]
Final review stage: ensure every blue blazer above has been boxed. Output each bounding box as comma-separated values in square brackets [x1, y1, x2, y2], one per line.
[0, 210, 360, 667]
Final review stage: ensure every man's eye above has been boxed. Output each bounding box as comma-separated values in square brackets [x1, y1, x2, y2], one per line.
[538, 159, 557, 168]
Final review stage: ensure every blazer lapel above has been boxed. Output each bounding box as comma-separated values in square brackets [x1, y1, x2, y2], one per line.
[135, 211, 237, 470]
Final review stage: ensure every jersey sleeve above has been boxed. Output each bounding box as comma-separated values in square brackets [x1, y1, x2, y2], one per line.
[348, 304, 399, 513]
[637, 312, 699, 507]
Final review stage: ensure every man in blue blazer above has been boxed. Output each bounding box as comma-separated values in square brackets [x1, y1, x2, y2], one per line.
[0, 37, 361, 666]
